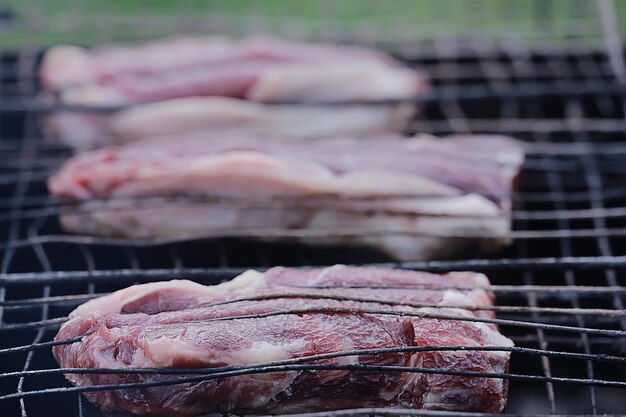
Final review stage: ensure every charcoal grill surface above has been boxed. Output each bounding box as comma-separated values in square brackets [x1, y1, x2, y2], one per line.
[1, 1, 626, 417]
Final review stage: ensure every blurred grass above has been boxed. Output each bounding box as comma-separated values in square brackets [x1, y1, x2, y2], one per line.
[0, 0, 624, 48]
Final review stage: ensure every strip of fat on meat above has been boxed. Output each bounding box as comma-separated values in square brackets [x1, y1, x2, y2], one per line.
[57, 195, 508, 261]
[45, 95, 415, 149]
[69, 265, 494, 317]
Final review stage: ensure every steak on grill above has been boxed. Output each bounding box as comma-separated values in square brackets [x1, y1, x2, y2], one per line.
[48, 133, 523, 260]
[41, 36, 427, 149]
[54, 265, 513, 416]
[41, 36, 428, 102]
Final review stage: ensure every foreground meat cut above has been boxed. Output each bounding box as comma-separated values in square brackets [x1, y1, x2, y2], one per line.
[48, 133, 524, 260]
[54, 265, 513, 416]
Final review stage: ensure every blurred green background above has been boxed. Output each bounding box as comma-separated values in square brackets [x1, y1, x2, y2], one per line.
[1, 0, 625, 48]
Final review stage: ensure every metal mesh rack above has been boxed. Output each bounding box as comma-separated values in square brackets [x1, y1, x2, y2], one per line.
[1, 1, 626, 417]
[1, 261, 625, 417]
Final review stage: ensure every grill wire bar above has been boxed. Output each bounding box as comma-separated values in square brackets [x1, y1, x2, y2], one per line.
[1, 1, 626, 417]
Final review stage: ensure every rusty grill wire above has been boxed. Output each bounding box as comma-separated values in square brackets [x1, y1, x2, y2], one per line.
[1, 1, 626, 417]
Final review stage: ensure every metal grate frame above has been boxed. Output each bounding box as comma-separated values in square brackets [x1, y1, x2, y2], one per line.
[1, 2, 626, 417]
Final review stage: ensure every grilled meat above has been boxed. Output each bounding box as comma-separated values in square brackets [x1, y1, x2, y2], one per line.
[40, 36, 427, 149]
[48, 133, 523, 260]
[54, 265, 513, 416]
[41, 36, 428, 102]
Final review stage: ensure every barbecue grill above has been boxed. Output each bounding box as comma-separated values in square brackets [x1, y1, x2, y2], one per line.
[1, 1, 625, 417]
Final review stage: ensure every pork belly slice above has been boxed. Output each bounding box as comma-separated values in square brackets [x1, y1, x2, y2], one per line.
[48, 134, 522, 260]
[54, 266, 512, 416]
[45, 95, 414, 149]
[50, 133, 522, 203]
[57, 196, 508, 261]
[40, 36, 428, 102]
[41, 36, 427, 149]
[61, 266, 497, 337]
[40, 37, 394, 89]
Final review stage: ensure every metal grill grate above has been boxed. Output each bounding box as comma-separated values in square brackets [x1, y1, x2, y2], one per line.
[0, 262, 625, 417]
[1, 2, 626, 417]
[3, 48, 626, 271]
